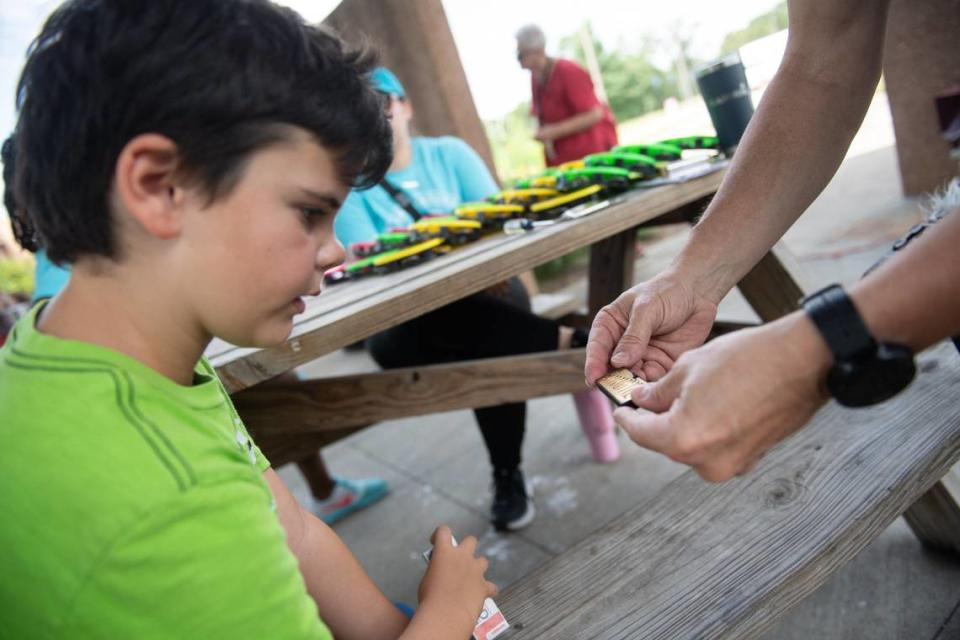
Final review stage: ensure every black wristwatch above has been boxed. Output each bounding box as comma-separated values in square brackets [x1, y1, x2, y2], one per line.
[802, 284, 916, 407]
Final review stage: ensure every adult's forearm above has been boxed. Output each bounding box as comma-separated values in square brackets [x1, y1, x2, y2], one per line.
[676, 61, 879, 301]
[852, 208, 960, 352]
[674, 0, 890, 302]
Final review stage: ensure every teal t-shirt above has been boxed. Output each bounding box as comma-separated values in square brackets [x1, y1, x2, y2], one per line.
[334, 135, 498, 246]
[31, 249, 72, 303]
[0, 303, 332, 639]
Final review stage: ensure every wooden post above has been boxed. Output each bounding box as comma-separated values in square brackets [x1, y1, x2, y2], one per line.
[901, 465, 960, 554]
[323, 0, 497, 178]
[883, 0, 960, 195]
[587, 230, 636, 318]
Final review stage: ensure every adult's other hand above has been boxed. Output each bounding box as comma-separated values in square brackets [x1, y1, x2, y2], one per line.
[613, 313, 832, 482]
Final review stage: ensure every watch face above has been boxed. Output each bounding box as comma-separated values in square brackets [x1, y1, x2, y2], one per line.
[827, 351, 916, 408]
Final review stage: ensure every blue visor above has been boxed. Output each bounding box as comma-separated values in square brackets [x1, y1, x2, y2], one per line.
[370, 67, 406, 98]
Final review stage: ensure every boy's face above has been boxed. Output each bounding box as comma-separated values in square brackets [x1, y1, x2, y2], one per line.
[177, 128, 347, 347]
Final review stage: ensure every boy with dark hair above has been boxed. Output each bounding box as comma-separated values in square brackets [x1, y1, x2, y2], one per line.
[0, 1, 495, 637]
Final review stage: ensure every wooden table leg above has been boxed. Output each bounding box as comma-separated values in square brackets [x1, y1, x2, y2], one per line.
[588, 228, 637, 318]
[735, 241, 811, 322]
[902, 465, 960, 554]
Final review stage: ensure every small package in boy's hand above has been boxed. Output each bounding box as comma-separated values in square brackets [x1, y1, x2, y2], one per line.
[422, 537, 509, 640]
[596, 368, 647, 407]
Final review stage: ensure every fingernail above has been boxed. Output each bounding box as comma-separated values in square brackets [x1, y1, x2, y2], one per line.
[611, 351, 627, 365]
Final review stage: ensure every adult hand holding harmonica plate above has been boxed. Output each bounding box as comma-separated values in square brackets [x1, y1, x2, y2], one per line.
[611, 312, 832, 483]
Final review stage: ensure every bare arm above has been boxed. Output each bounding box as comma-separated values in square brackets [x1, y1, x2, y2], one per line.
[265, 469, 409, 640]
[265, 470, 496, 639]
[677, 0, 893, 302]
[585, 0, 898, 383]
[852, 208, 960, 353]
[536, 105, 603, 142]
[617, 205, 960, 482]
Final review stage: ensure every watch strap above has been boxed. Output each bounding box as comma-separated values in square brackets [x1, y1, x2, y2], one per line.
[802, 284, 876, 361]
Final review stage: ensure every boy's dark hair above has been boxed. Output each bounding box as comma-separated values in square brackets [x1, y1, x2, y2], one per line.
[2, 135, 39, 253]
[15, 0, 392, 264]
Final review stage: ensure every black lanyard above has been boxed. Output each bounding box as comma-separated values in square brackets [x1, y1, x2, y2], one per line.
[379, 179, 423, 222]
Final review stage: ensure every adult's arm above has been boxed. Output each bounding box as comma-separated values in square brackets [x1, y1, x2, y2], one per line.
[536, 59, 606, 142]
[586, 0, 893, 383]
[617, 207, 960, 482]
[676, 0, 893, 300]
[535, 105, 603, 142]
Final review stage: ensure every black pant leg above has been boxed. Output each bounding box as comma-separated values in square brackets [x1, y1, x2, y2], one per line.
[367, 282, 560, 473]
[475, 402, 526, 471]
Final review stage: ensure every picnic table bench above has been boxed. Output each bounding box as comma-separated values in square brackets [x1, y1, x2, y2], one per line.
[499, 342, 960, 639]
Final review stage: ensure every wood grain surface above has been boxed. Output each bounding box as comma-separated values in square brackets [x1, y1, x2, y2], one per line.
[499, 344, 960, 639]
[232, 350, 588, 464]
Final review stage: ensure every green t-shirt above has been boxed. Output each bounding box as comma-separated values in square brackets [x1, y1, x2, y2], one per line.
[0, 303, 333, 639]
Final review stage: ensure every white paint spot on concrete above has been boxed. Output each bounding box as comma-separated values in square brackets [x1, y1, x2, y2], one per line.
[479, 529, 516, 563]
[545, 485, 578, 516]
[416, 484, 438, 507]
[530, 475, 579, 516]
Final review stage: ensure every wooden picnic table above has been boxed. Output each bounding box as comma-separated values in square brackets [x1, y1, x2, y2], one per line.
[499, 342, 960, 639]
[207, 165, 823, 466]
[209, 168, 740, 460]
[209, 168, 722, 391]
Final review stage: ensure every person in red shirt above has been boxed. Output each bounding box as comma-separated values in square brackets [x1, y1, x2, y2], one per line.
[515, 24, 618, 166]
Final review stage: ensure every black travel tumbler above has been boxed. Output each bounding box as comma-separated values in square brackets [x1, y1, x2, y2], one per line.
[695, 53, 754, 157]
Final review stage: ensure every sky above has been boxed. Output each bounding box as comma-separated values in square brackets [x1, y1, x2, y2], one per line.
[281, 0, 785, 120]
[0, 0, 784, 146]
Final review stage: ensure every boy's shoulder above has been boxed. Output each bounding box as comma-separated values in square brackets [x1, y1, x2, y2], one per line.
[0, 304, 267, 509]
[0, 307, 297, 637]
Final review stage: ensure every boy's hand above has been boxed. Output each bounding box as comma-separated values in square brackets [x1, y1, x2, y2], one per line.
[416, 526, 497, 633]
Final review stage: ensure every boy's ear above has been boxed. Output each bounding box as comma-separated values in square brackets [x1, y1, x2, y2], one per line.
[113, 134, 185, 240]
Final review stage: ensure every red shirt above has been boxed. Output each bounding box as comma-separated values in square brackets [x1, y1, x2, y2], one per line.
[531, 58, 618, 166]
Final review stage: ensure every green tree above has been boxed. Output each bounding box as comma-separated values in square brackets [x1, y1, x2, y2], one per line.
[720, 2, 788, 55]
[484, 102, 546, 184]
[559, 26, 683, 122]
[0, 255, 35, 297]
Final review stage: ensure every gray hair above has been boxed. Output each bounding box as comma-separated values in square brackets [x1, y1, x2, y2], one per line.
[515, 24, 546, 52]
[925, 177, 959, 223]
